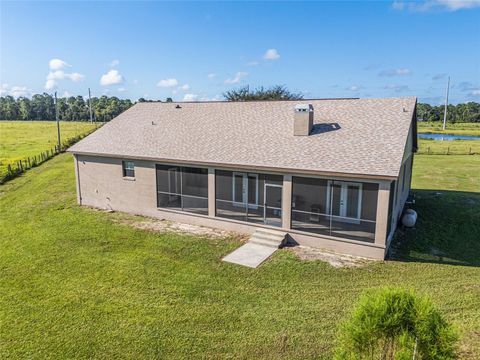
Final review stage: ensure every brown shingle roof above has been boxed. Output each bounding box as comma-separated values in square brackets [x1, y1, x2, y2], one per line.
[69, 97, 416, 178]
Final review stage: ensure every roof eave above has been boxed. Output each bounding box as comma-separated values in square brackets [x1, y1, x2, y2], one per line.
[68, 150, 397, 181]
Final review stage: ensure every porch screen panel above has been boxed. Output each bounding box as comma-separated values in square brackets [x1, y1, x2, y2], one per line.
[215, 171, 283, 227]
[329, 182, 378, 242]
[291, 176, 378, 243]
[291, 177, 330, 236]
[156, 164, 208, 215]
[215, 170, 247, 222]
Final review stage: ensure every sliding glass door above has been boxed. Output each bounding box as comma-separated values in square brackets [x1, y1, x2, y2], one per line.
[328, 181, 362, 224]
[216, 170, 282, 226]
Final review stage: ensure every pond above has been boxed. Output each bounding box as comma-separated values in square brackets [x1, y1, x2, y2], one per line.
[418, 133, 480, 141]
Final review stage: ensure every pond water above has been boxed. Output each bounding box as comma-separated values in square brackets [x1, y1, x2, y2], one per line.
[418, 133, 480, 141]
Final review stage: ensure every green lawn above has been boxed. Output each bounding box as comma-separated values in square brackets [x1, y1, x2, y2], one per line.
[0, 121, 97, 177]
[0, 154, 479, 359]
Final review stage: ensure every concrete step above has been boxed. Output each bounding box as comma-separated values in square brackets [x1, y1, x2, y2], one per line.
[222, 229, 288, 268]
[249, 229, 287, 248]
[222, 243, 277, 268]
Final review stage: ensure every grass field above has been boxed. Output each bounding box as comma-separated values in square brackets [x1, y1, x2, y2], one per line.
[417, 138, 480, 155]
[417, 122, 480, 155]
[418, 122, 480, 136]
[0, 121, 97, 177]
[1, 153, 479, 358]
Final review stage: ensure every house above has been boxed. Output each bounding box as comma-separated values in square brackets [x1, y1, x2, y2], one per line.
[68, 97, 417, 260]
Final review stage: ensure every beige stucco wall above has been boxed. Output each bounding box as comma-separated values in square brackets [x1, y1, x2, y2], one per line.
[386, 122, 415, 249]
[74, 154, 390, 259]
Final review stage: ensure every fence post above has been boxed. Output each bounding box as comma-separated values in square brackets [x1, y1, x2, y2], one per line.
[7, 164, 12, 175]
[470, 147, 472, 155]
[427, 146, 430, 155]
[446, 146, 449, 155]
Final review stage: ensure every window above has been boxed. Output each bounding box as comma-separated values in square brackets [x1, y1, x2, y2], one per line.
[122, 161, 135, 177]
[291, 176, 378, 243]
[156, 164, 208, 215]
[215, 170, 283, 226]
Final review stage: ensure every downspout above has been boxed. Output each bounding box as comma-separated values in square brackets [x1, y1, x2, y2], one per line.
[74, 154, 82, 205]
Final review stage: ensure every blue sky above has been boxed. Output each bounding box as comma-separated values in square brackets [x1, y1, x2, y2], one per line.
[1, 1, 479, 104]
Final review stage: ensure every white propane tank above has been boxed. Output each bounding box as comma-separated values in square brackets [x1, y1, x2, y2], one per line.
[402, 209, 417, 228]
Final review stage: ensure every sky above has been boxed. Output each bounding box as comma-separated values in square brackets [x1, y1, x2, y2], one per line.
[1, 0, 479, 104]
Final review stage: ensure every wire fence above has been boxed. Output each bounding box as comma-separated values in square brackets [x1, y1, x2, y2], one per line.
[0, 129, 96, 185]
[416, 146, 479, 155]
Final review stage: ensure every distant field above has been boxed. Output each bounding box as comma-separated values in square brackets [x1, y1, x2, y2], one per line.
[417, 138, 480, 155]
[417, 122, 480, 155]
[0, 121, 97, 177]
[418, 122, 480, 136]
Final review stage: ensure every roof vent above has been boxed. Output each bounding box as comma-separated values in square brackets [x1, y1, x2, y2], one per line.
[294, 104, 314, 136]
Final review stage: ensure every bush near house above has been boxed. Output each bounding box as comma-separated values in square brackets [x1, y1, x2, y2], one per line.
[334, 287, 457, 360]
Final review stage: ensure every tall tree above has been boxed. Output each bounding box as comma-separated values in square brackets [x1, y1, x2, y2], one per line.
[223, 85, 303, 101]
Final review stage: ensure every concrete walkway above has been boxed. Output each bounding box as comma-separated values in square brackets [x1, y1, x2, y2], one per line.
[222, 229, 287, 268]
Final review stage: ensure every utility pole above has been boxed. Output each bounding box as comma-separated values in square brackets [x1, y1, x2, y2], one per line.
[55, 91, 61, 152]
[88, 88, 93, 123]
[442, 76, 450, 131]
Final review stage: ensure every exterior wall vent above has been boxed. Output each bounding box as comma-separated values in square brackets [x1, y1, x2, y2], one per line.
[294, 104, 314, 136]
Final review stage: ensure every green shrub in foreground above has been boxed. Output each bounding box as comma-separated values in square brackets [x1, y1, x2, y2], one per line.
[334, 287, 457, 360]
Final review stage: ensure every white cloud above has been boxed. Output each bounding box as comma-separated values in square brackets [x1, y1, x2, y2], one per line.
[225, 72, 248, 84]
[44, 59, 85, 90]
[379, 68, 411, 77]
[0, 84, 32, 97]
[471, 89, 480, 96]
[157, 78, 178, 87]
[61, 91, 72, 98]
[183, 93, 198, 101]
[207, 73, 216, 79]
[45, 71, 85, 90]
[49, 58, 70, 70]
[246, 61, 259, 66]
[263, 48, 280, 61]
[346, 85, 363, 91]
[383, 84, 410, 92]
[10, 86, 31, 97]
[100, 69, 124, 86]
[392, 0, 480, 11]
[392, 1, 405, 10]
[109, 59, 120, 67]
[118, 87, 127, 92]
[0, 84, 9, 95]
[45, 79, 56, 90]
[180, 84, 190, 91]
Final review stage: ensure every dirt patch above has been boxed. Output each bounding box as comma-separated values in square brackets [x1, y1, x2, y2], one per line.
[290, 245, 378, 268]
[118, 217, 241, 239]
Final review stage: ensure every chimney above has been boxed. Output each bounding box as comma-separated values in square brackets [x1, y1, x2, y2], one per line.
[294, 104, 313, 136]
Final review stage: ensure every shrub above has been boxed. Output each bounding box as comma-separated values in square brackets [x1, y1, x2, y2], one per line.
[334, 287, 457, 359]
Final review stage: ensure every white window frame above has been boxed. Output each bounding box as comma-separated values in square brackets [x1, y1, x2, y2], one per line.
[232, 172, 258, 209]
[326, 180, 363, 224]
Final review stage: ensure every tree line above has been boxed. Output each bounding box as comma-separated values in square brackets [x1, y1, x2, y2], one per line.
[417, 102, 480, 123]
[0, 93, 133, 122]
[1, 90, 480, 122]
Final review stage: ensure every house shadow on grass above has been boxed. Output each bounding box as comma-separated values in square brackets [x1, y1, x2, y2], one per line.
[388, 189, 480, 267]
